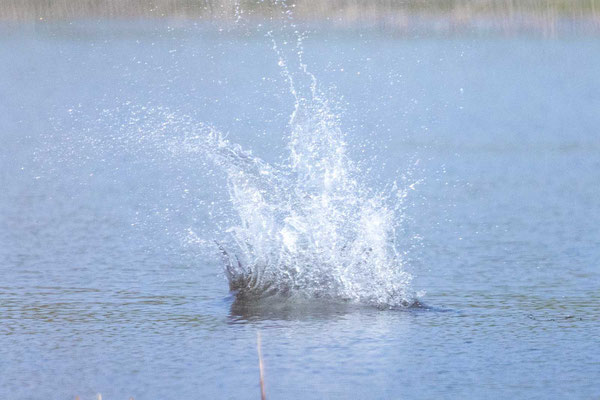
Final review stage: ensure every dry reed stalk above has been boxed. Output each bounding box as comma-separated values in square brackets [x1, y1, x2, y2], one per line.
[257, 330, 266, 400]
[2, 0, 600, 22]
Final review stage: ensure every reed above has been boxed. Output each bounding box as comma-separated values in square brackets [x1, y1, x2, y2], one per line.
[73, 394, 133, 399]
[1, 0, 599, 22]
[257, 330, 267, 400]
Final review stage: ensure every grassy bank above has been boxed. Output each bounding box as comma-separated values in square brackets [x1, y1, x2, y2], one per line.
[2, 0, 600, 34]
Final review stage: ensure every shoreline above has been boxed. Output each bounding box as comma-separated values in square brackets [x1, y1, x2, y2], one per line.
[2, 1, 600, 20]
[2, 16, 599, 38]
[2, 1, 600, 36]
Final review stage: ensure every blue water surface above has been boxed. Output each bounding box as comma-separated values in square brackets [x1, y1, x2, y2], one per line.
[1, 21, 599, 399]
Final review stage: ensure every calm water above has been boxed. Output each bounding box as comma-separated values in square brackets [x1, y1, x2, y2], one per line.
[1, 21, 599, 399]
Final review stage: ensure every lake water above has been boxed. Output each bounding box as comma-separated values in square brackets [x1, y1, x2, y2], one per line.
[1, 20, 599, 399]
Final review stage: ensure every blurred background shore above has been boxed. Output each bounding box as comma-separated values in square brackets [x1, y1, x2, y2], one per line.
[2, 0, 600, 35]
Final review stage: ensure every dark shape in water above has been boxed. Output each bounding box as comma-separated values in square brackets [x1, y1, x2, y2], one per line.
[218, 240, 423, 310]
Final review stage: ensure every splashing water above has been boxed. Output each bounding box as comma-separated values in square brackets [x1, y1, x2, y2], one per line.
[168, 63, 415, 307]
[55, 24, 417, 308]
[213, 29, 414, 307]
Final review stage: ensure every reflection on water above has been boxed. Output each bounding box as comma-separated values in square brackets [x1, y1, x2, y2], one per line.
[227, 295, 435, 323]
[229, 296, 367, 323]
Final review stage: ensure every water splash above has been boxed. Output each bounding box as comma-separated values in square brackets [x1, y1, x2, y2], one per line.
[50, 19, 417, 308]
[195, 22, 415, 307]
[167, 64, 415, 307]
[73, 97, 414, 307]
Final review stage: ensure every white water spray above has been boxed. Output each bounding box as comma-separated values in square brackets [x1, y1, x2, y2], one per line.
[184, 51, 416, 306]
[60, 19, 417, 308]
